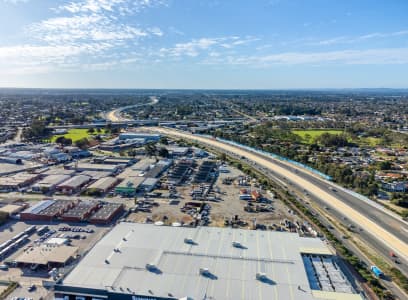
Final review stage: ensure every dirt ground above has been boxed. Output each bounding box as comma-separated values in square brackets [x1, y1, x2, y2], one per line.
[126, 163, 302, 229]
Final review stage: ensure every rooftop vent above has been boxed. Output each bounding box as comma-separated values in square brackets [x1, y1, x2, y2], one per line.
[184, 238, 195, 245]
[146, 263, 157, 271]
[256, 272, 267, 281]
[199, 268, 210, 276]
[232, 241, 242, 248]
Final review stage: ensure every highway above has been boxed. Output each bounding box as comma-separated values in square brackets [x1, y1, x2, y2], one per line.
[105, 96, 159, 121]
[150, 127, 408, 269]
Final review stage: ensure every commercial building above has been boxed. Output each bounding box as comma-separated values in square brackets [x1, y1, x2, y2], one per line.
[0, 204, 26, 216]
[66, 162, 120, 174]
[20, 200, 75, 221]
[31, 174, 71, 193]
[145, 159, 173, 178]
[56, 175, 92, 194]
[61, 200, 99, 222]
[119, 132, 161, 142]
[140, 177, 159, 192]
[89, 203, 124, 224]
[0, 173, 41, 191]
[93, 156, 136, 166]
[114, 177, 145, 196]
[16, 244, 78, 267]
[86, 177, 119, 195]
[55, 223, 363, 300]
[166, 146, 190, 157]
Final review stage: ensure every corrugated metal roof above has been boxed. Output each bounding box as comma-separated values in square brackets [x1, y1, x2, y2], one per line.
[22, 200, 54, 214]
[60, 223, 359, 300]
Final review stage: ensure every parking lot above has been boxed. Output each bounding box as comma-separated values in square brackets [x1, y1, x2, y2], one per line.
[0, 220, 111, 300]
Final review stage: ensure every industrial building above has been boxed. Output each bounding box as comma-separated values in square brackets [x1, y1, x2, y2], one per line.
[140, 177, 159, 192]
[0, 173, 41, 191]
[166, 146, 190, 157]
[20, 200, 75, 221]
[55, 223, 363, 300]
[93, 156, 136, 166]
[145, 159, 173, 178]
[31, 174, 71, 193]
[86, 177, 119, 195]
[61, 200, 99, 222]
[118, 132, 161, 142]
[56, 175, 92, 194]
[16, 244, 78, 267]
[89, 203, 124, 224]
[66, 162, 121, 173]
[0, 203, 26, 216]
[114, 176, 145, 196]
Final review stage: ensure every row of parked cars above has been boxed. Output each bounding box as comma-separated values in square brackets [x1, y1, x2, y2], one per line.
[58, 226, 94, 233]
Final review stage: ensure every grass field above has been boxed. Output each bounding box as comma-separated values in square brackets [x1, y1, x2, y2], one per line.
[293, 129, 383, 146]
[50, 128, 106, 142]
[292, 129, 344, 143]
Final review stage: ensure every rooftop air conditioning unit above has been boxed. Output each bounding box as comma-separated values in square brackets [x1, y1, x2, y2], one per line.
[232, 241, 242, 248]
[199, 268, 210, 276]
[146, 263, 157, 271]
[256, 272, 267, 280]
[184, 238, 194, 244]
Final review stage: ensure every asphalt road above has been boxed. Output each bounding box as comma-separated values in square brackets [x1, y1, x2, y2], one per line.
[105, 96, 159, 122]
[151, 128, 408, 269]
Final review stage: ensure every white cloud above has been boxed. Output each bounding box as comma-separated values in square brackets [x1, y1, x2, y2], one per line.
[29, 14, 150, 43]
[56, 0, 166, 14]
[159, 36, 259, 57]
[310, 30, 408, 46]
[202, 48, 408, 66]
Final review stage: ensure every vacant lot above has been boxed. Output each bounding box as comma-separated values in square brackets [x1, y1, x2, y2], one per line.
[292, 129, 343, 144]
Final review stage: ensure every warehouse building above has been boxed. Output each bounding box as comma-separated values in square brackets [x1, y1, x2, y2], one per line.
[56, 175, 92, 194]
[118, 132, 161, 142]
[140, 177, 159, 193]
[145, 159, 173, 178]
[166, 146, 190, 157]
[66, 162, 121, 174]
[0, 173, 41, 191]
[81, 170, 113, 180]
[55, 223, 362, 300]
[114, 177, 145, 196]
[31, 174, 71, 193]
[61, 200, 99, 222]
[20, 200, 75, 221]
[86, 177, 119, 195]
[93, 156, 136, 166]
[0, 203, 26, 217]
[89, 203, 124, 224]
[16, 244, 78, 268]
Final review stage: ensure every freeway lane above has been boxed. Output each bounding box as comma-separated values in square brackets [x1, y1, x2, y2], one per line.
[106, 96, 159, 122]
[260, 155, 408, 245]
[152, 127, 408, 264]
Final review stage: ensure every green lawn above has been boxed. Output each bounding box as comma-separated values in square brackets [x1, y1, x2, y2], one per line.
[50, 128, 106, 142]
[292, 129, 344, 144]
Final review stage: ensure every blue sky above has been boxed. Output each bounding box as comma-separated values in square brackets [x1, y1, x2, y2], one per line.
[0, 0, 408, 88]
